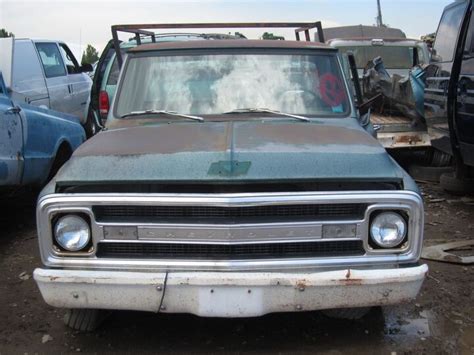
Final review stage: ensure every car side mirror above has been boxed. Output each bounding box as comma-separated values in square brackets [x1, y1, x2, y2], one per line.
[4, 86, 13, 97]
[80, 64, 93, 73]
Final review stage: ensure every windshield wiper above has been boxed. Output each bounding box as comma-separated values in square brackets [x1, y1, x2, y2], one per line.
[224, 108, 309, 122]
[121, 109, 204, 122]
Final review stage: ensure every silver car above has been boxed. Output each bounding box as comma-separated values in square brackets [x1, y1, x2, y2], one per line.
[0, 37, 92, 122]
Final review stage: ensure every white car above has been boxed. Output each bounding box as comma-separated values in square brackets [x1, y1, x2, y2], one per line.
[0, 37, 92, 123]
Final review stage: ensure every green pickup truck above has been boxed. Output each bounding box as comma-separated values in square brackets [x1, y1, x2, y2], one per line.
[33, 23, 427, 331]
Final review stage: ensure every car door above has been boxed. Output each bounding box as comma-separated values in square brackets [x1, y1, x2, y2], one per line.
[89, 40, 117, 119]
[456, 6, 474, 166]
[0, 74, 23, 186]
[58, 43, 91, 120]
[34, 42, 71, 114]
[11, 40, 50, 108]
[424, 1, 470, 155]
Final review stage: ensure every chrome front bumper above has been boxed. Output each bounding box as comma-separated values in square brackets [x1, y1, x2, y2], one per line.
[34, 265, 428, 317]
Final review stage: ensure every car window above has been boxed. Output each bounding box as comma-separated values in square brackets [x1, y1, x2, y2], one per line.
[116, 53, 350, 117]
[35, 43, 66, 78]
[432, 2, 468, 62]
[13, 41, 47, 91]
[337, 46, 415, 69]
[463, 12, 474, 54]
[417, 47, 426, 64]
[107, 57, 120, 86]
[106, 53, 128, 87]
[95, 47, 115, 90]
[59, 44, 80, 74]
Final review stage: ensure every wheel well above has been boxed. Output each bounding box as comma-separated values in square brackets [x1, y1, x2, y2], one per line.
[48, 142, 73, 181]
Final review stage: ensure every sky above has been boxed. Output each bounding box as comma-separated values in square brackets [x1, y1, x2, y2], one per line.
[0, 0, 453, 60]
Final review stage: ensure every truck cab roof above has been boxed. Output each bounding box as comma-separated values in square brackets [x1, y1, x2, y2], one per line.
[129, 39, 335, 53]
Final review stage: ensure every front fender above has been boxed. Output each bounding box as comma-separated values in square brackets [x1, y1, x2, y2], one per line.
[21, 104, 85, 186]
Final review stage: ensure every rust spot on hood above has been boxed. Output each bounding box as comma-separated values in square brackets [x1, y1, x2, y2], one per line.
[74, 123, 228, 157]
[238, 123, 381, 148]
[74, 121, 381, 158]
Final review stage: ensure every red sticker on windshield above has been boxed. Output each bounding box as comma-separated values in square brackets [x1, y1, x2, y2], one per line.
[319, 73, 345, 107]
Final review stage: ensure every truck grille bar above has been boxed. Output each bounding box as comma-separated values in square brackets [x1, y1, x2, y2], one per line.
[93, 203, 367, 223]
[97, 240, 365, 259]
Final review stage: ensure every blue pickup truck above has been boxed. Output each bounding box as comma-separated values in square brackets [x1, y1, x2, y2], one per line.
[0, 71, 85, 193]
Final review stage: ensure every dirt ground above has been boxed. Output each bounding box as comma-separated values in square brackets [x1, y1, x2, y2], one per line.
[0, 181, 473, 355]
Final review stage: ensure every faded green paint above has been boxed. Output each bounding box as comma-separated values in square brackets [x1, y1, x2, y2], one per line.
[48, 41, 420, 195]
[54, 118, 411, 188]
[208, 161, 251, 177]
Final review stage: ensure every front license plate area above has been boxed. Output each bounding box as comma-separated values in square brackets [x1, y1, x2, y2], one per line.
[197, 286, 264, 317]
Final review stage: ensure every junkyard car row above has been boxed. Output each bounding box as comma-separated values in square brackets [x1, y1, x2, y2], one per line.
[0, 0, 473, 337]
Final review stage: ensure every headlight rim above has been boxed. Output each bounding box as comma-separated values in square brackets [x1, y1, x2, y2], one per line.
[53, 213, 92, 252]
[369, 210, 408, 249]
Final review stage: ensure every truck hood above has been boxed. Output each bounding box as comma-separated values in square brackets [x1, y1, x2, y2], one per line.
[55, 119, 404, 186]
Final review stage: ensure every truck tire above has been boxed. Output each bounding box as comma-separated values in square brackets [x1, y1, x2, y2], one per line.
[408, 164, 453, 183]
[440, 172, 474, 194]
[406, 147, 453, 183]
[85, 110, 100, 138]
[47, 144, 72, 182]
[427, 148, 452, 167]
[64, 309, 107, 332]
[322, 307, 371, 320]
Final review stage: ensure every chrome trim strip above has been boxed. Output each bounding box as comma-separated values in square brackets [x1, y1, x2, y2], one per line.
[98, 237, 362, 246]
[37, 191, 424, 271]
[115, 221, 360, 244]
[138, 222, 325, 243]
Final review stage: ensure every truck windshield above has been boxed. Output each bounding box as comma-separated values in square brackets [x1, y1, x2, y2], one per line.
[337, 46, 418, 69]
[115, 53, 350, 117]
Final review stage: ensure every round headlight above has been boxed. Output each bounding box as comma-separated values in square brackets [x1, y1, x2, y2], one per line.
[54, 215, 91, 251]
[370, 212, 407, 248]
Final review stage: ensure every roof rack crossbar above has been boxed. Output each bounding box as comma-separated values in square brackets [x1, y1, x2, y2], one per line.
[111, 21, 325, 67]
[295, 22, 324, 43]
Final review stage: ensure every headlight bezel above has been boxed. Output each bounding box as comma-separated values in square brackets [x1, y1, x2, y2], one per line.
[368, 210, 409, 250]
[52, 213, 93, 253]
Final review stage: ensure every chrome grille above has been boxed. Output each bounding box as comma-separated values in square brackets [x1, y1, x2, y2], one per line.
[93, 203, 366, 223]
[37, 191, 424, 270]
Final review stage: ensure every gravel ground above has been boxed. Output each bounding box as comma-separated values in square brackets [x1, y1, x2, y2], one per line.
[0, 182, 473, 355]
